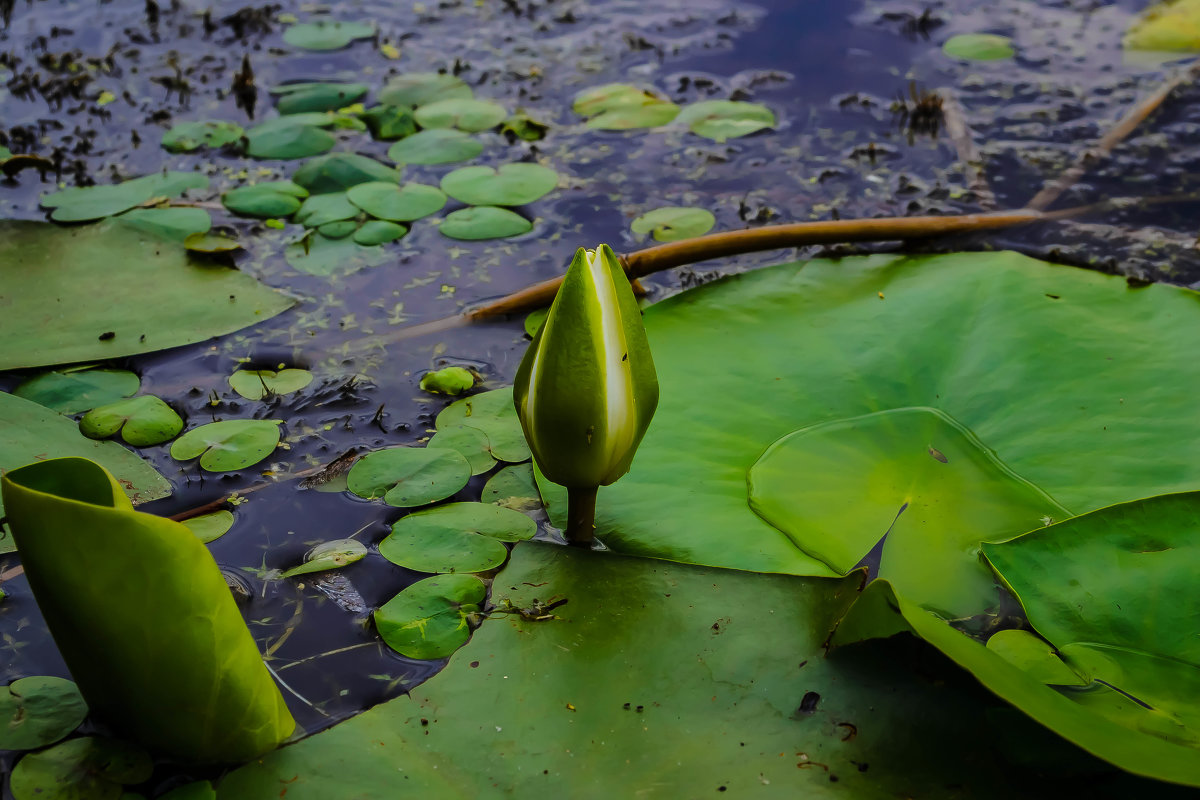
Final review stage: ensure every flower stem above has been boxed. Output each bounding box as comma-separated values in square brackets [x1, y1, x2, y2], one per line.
[565, 486, 598, 547]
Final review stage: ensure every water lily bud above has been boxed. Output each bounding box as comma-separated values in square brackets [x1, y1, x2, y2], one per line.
[514, 244, 659, 488]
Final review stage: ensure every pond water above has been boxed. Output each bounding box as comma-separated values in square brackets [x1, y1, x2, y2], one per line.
[2, 0, 1200, 792]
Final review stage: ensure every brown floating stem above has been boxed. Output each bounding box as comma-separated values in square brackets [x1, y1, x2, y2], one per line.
[565, 486, 598, 547]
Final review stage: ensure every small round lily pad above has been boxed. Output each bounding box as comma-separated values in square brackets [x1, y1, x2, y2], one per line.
[942, 33, 1015, 61]
[523, 307, 548, 337]
[182, 510, 235, 544]
[272, 82, 368, 114]
[586, 102, 679, 130]
[222, 181, 309, 218]
[283, 20, 375, 51]
[318, 220, 358, 239]
[379, 72, 472, 108]
[676, 100, 775, 142]
[184, 232, 242, 253]
[482, 463, 541, 510]
[353, 220, 408, 245]
[291, 153, 401, 194]
[161, 120, 244, 153]
[435, 388, 531, 462]
[79, 395, 184, 446]
[379, 501, 535, 573]
[14, 368, 139, 414]
[387, 129, 482, 165]
[246, 122, 336, 160]
[279, 539, 368, 578]
[0, 676, 87, 750]
[229, 368, 314, 400]
[419, 366, 476, 396]
[347, 181, 447, 221]
[347, 446, 471, 507]
[440, 163, 558, 206]
[169, 419, 283, 472]
[573, 83, 658, 115]
[10, 737, 152, 800]
[294, 192, 359, 228]
[439, 207, 532, 240]
[414, 98, 507, 132]
[631, 206, 716, 242]
[374, 574, 486, 659]
[428, 425, 495, 475]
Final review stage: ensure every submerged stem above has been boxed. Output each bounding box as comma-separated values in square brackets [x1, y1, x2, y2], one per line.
[565, 486, 598, 547]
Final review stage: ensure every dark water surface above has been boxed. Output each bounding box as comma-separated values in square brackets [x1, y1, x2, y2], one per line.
[3, 0, 1200, 793]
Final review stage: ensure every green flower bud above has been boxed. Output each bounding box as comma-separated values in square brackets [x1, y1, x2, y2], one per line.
[514, 244, 659, 488]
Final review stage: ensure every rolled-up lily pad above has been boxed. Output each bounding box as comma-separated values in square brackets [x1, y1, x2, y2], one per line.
[161, 120, 244, 153]
[346, 181, 446, 221]
[170, 419, 282, 472]
[414, 98, 507, 132]
[283, 20, 375, 51]
[374, 573, 486, 659]
[0, 676, 87, 750]
[15, 368, 139, 415]
[291, 153, 401, 194]
[379, 501, 535, 574]
[676, 100, 775, 142]
[440, 163, 558, 206]
[79, 395, 184, 446]
[353, 220, 407, 245]
[439, 206, 532, 240]
[272, 82, 368, 114]
[222, 181, 309, 218]
[279, 538, 368, 577]
[229, 368, 314, 400]
[41, 172, 208, 222]
[387, 129, 482, 165]
[630, 206, 715, 242]
[379, 72, 472, 108]
[346, 446, 471, 507]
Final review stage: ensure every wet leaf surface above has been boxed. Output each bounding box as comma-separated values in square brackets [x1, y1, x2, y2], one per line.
[379, 501, 534, 574]
[438, 206, 532, 240]
[14, 368, 139, 415]
[11, 737, 152, 800]
[435, 388, 531, 463]
[427, 425, 495, 475]
[283, 20, 375, 51]
[170, 419, 283, 472]
[280, 538, 369, 578]
[630, 206, 716, 241]
[440, 164, 558, 206]
[346, 181, 446, 221]
[0, 676, 87, 750]
[418, 366, 476, 396]
[181, 510, 235, 544]
[373, 573, 486, 659]
[387, 129, 482, 165]
[40, 172, 208, 223]
[346, 446, 471, 507]
[79, 395, 184, 446]
[228, 368, 314, 400]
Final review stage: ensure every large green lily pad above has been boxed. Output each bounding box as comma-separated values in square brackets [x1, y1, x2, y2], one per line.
[11, 737, 152, 800]
[0, 220, 294, 370]
[219, 542, 1172, 798]
[79, 394, 184, 446]
[40, 172, 208, 222]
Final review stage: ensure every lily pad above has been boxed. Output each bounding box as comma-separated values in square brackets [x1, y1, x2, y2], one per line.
[675, 100, 775, 142]
[352, 220, 407, 245]
[184, 232, 242, 253]
[523, 307, 548, 337]
[435, 387, 531, 463]
[284, 234, 390, 276]
[346, 446, 471, 507]
[427, 425, 495, 475]
[14, 368, 139, 414]
[414, 98, 507, 132]
[246, 120, 336, 160]
[440, 163, 558, 206]
[379, 501, 535, 574]
[373, 573, 486, 659]
[439, 206, 532, 240]
[317, 220, 358, 239]
[1124, 0, 1200, 52]
[279, 538, 368, 578]
[294, 192, 359, 228]
[272, 82, 368, 114]
[346, 181, 446, 221]
[986, 629, 1087, 687]
[170, 419, 283, 472]
[630, 206, 715, 242]
[41, 172, 208, 222]
[160, 782, 216, 800]
[586, 102, 680, 130]
[572, 83, 661, 115]
[229, 368, 314, 400]
[387, 129, 482, 165]
[481, 463, 540, 510]
[943, 33, 1016, 61]
[161, 120, 244, 153]
[79, 395, 184, 446]
[283, 20, 375, 51]
[379, 72, 472, 108]
[222, 181, 309, 218]
[115, 207, 213, 242]
[182, 510, 235, 544]
[0, 676, 87, 750]
[359, 105, 417, 140]
[10, 737, 152, 800]
[419, 366, 476, 396]
[291, 153, 401, 194]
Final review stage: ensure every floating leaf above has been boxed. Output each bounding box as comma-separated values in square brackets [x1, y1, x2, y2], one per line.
[586, 102, 680, 130]
[572, 83, 661, 115]
[379, 72, 472, 108]
[428, 425, 495, 475]
[523, 307, 548, 337]
[346, 181, 446, 221]
[284, 233, 389, 276]
[115, 207, 212, 242]
[675, 100, 775, 142]
[0, 677, 87, 750]
[414, 98, 507, 132]
[182, 510, 235, 544]
[373, 573, 485, 659]
[0, 221, 293, 370]
[352, 219, 407, 245]
[419, 366, 476, 396]
[222, 181, 309, 218]
[161, 120, 244, 152]
[228, 368, 314, 400]
[439, 206, 532, 240]
[387, 129, 482, 165]
[283, 20, 375, 51]
[985, 629, 1087, 687]
[184, 231, 242, 253]
[272, 82, 368, 114]
[360, 104, 417, 139]
[160, 781, 216, 800]
[440, 163, 558, 206]
[1124, 0, 1200, 52]
[318, 220, 358, 239]
[79, 395, 184, 447]
[435, 388, 531, 462]
[291, 153, 401, 194]
[346, 447, 471, 507]
[0, 392, 170, 521]
[630, 206, 715, 242]
[294, 192, 359, 227]
[942, 33, 1016, 61]
[170, 419, 283, 472]
[500, 113, 549, 141]
[14, 368, 139, 414]
[10, 737, 152, 800]
[246, 120, 336, 159]
[379, 501, 534, 574]
[481, 463, 540, 510]
[41, 172, 208, 222]
[279, 538, 368, 577]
